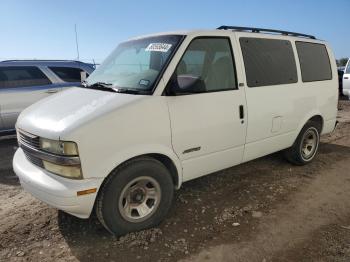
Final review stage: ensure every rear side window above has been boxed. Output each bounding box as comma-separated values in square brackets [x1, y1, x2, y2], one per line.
[295, 42, 332, 82]
[240, 38, 298, 87]
[0, 66, 51, 88]
[49, 67, 85, 82]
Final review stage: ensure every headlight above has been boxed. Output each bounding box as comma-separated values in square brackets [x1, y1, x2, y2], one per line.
[40, 138, 78, 156]
[39, 138, 82, 179]
[42, 160, 82, 179]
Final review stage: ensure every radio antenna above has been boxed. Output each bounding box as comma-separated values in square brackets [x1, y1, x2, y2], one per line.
[75, 24, 80, 60]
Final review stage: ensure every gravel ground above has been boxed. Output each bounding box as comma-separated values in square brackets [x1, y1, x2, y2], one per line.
[0, 100, 350, 262]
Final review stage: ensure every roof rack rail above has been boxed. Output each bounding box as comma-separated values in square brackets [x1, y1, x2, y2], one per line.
[217, 25, 316, 39]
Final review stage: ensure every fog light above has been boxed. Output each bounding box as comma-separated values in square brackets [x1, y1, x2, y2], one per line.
[43, 161, 82, 179]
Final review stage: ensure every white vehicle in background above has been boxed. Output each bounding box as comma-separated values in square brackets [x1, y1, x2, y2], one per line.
[13, 26, 338, 236]
[343, 59, 350, 98]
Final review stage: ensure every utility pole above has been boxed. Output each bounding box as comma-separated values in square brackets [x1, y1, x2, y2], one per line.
[75, 24, 80, 61]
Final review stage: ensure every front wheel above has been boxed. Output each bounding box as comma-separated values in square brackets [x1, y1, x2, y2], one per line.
[284, 121, 321, 165]
[96, 157, 174, 235]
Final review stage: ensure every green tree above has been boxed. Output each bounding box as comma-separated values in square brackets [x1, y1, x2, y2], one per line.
[336, 58, 349, 67]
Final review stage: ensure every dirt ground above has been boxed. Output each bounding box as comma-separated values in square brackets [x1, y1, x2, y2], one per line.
[1, 100, 350, 262]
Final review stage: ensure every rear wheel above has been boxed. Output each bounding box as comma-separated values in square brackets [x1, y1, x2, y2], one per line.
[96, 157, 174, 235]
[284, 121, 321, 165]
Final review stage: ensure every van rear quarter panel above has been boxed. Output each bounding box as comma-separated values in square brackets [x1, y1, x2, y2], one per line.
[294, 43, 338, 135]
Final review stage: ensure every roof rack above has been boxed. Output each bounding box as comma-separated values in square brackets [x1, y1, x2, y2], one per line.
[217, 25, 316, 39]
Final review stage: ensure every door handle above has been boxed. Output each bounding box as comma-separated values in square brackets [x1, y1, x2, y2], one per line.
[239, 105, 244, 124]
[344, 77, 349, 79]
[45, 89, 58, 94]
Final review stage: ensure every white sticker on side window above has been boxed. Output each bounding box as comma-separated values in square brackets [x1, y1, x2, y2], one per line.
[145, 43, 172, 52]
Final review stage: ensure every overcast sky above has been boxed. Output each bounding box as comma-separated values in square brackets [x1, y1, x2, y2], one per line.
[1, 0, 349, 63]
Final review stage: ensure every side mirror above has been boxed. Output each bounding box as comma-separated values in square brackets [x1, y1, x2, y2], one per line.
[177, 75, 200, 90]
[167, 75, 205, 95]
[80, 71, 87, 82]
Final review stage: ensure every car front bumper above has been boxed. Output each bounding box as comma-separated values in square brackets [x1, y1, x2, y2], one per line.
[13, 148, 104, 218]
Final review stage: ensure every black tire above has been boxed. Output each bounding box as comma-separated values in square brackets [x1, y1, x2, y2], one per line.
[284, 121, 321, 166]
[96, 157, 174, 236]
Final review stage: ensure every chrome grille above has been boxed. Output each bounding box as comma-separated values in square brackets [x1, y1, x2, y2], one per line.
[17, 130, 43, 168]
[18, 130, 40, 149]
[23, 150, 44, 168]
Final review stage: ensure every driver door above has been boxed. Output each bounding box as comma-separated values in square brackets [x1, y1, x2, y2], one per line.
[165, 37, 247, 182]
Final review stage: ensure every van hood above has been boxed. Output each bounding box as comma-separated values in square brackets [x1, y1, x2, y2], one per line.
[17, 87, 146, 139]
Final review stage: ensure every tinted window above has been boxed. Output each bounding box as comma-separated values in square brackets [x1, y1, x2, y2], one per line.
[346, 61, 350, 74]
[295, 42, 332, 82]
[240, 38, 298, 87]
[49, 67, 84, 82]
[169, 37, 237, 95]
[0, 66, 51, 88]
[182, 50, 205, 76]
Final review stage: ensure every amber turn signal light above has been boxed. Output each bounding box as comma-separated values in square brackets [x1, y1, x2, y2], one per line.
[77, 188, 97, 196]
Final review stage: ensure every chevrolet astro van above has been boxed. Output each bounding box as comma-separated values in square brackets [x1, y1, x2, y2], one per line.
[13, 26, 338, 235]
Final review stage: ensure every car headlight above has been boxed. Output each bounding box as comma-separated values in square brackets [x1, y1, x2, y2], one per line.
[39, 138, 82, 179]
[40, 138, 78, 156]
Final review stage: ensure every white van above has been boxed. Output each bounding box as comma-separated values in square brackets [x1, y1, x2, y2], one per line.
[343, 58, 350, 98]
[13, 26, 338, 235]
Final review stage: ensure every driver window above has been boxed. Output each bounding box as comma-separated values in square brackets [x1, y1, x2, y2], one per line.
[168, 37, 237, 95]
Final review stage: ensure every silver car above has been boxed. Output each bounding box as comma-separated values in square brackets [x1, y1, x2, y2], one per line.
[0, 60, 95, 135]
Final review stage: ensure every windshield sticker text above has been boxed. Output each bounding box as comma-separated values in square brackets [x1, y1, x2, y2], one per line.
[145, 43, 172, 52]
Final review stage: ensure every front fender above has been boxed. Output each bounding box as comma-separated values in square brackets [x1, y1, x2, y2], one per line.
[89, 144, 183, 188]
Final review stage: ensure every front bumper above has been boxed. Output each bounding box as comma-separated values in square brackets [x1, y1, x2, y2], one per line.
[13, 148, 104, 218]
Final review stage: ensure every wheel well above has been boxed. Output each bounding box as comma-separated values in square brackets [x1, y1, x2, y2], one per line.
[145, 153, 179, 187]
[308, 115, 324, 133]
[101, 154, 179, 190]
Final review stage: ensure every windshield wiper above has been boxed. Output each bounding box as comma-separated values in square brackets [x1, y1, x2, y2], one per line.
[81, 82, 149, 95]
[81, 81, 119, 92]
[83, 81, 113, 88]
[111, 88, 149, 95]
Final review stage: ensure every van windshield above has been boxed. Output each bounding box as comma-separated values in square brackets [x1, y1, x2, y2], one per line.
[85, 35, 184, 94]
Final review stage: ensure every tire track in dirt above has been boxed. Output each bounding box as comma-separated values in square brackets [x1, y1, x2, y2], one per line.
[183, 158, 350, 262]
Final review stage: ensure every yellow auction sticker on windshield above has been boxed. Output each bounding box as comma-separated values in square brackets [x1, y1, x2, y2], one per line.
[145, 43, 172, 52]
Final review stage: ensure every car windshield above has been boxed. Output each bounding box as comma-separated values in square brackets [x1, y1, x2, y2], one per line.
[85, 35, 183, 93]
